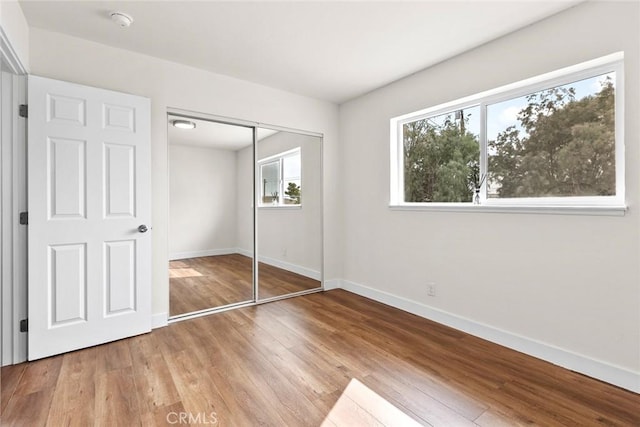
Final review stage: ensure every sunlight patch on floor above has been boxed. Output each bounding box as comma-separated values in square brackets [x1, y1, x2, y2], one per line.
[169, 268, 203, 278]
[322, 378, 423, 426]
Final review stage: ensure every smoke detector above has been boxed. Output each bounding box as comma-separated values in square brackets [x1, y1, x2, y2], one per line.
[110, 12, 134, 28]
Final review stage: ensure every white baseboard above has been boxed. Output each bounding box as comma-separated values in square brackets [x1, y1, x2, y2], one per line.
[258, 255, 321, 281]
[235, 248, 320, 281]
[334, 279, 640, 394]
[235, 247, 252, 258]
[169, 248, 237, 261]
[151, 312, 168, 329]
[323, 279, 341, 290]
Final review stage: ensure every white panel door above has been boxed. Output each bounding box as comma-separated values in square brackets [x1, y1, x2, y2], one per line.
[28, 75, 151, 360]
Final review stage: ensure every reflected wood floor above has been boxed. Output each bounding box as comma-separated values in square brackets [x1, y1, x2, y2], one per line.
[2, 290, 639, 426]
[169, 254, 320, 316]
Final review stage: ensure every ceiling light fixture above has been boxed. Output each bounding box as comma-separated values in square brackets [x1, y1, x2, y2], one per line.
[172, 119, 197, 130]
[110, 11, 134, 28]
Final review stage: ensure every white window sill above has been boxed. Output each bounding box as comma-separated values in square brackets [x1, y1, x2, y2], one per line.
[258, 205, 302, 210]
[389, 203, 627, 216]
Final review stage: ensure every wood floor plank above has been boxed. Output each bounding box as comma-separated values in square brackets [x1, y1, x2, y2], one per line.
[343, 325, 489, 420]
[257, 308, 374, 378]
[12, 355, 62, 396]
[140, 401, 187, 427]
[474, 408, 532, 427]
[363, 372, 475, 427]
[129, 343, 181, 413]
[316, 318, 486, 424]
[229, 317, 339, 400]
[152, 320, 196, 356]
[257, 261, 321, 300]
[205, 312, 326, 426]
[169, 255, 254, 315]
[94, 367, 142, 426]
[337, 321, 489, 420]
[326, 377, 425, 427]
[95, 339, 133, 374]
[169, 254, 321, 316]
[1, 364, 26, 414]
[162, 349, 238, 426]
[237, 305, 307, 349]
[1, 389, 55, 427]
[205, 363, 270, 427]
[222, 321, 328, 425]
[207, 352, 290, 426]
[2, 289, 639, 426]
[46, 348, 97, 426]
[288, 342, 354, 389]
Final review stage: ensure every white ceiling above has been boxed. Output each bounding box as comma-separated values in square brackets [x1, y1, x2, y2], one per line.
[168, 115, 278, 150]
[19, 1, 580, 104]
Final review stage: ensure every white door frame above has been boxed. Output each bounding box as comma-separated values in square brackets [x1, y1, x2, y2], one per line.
[1, 25, 28, 365]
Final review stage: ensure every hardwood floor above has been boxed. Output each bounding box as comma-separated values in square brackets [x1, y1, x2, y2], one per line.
[169, 255, 253, 315]
[169, 254, 321, 316]
[2, 290, 639, 426]
[256, 261, 321, 300]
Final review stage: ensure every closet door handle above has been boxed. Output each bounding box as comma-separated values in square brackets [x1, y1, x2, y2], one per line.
[138, 224, 148, 233]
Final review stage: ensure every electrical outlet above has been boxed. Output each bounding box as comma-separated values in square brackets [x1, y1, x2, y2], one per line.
[427, 283, 437, 297]
[281, 248, 287, 257]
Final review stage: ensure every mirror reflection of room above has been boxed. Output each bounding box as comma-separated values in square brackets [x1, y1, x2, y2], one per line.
[168, 115, 323, 318]
[168, 116, 255, 316]
[256, 130, 322, 300]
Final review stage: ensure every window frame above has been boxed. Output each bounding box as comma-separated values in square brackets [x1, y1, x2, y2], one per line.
[258, 147, 302, 208]
[390, 52, 625, 215]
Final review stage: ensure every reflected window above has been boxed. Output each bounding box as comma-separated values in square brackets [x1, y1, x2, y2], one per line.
[259, 147, 301, 206]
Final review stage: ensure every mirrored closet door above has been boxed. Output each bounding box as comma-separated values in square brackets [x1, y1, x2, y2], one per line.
[256, 129, 323, 300]
[168, 113, 323, 319]
[168, 116, 255, 316]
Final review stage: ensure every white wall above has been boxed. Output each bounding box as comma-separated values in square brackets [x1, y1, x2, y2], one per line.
[339, 1, 639, 391]
[235, 142, 254, 258]
[29, 28, 341, 319]
[0, 0, 29, 71]
[169, 144, 238, 259]
[254, 131, 322, 276]
[236, 131, 322, 279]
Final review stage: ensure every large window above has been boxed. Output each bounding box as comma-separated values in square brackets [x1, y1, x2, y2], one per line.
[259, 147, 301, 206]
[391, 53, 624, 212]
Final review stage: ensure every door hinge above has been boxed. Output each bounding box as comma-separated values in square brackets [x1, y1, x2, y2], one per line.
[19, 319, 28, 333]
[19, 211, 28, 225]
[19, 104, 28, 118]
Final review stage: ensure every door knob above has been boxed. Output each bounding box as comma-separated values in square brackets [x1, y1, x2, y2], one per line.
[138, 224, 148, 233]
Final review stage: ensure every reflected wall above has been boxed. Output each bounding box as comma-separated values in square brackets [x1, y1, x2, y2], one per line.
[168, 116, 254, 316]
[256, 130, 322, 300]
